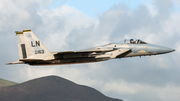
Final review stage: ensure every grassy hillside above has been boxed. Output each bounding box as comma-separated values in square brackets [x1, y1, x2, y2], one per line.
[0, 78, 18, 87]
[0, 76, 123, 101]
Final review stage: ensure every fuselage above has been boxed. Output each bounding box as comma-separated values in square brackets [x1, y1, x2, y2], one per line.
[28, 41, 175, 66]
[116, 43, 175, 58]
[8, 29, 175, 66]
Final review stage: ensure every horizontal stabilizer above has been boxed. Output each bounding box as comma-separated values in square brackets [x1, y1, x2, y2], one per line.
[6, 61, 24, 65]
[19, 59, 44, 62]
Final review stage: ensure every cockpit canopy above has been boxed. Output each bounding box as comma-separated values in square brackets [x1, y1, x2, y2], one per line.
[124, 39, 147, 44]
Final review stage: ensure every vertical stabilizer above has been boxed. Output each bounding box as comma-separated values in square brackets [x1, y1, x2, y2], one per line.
[15, 29, 54, 60]
[16, 31, 26, 59]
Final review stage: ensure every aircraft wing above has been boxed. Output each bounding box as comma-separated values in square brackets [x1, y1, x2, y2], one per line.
[53, 49, 114, 59]
[55, 48, 115, 54]
[53, 48, 131, 59]
[95, 48, 131, 59]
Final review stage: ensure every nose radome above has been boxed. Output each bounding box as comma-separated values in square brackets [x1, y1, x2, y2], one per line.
[157, 46, 175, 54]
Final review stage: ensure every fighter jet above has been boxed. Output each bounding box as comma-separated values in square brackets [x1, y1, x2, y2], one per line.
[7, 29, 175, 66]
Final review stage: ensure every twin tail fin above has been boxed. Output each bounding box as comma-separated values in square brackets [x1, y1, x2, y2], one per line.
[8, 29, 54, 65]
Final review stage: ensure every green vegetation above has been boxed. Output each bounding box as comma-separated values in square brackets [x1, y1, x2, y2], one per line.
[0, 78, 18, 87]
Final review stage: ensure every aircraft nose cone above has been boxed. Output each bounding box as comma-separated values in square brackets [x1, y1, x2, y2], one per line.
[157, 46, 175, 54]
[164, 48, 175, 53]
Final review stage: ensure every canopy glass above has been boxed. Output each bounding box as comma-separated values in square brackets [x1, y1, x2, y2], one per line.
[124, 39, 147, 44]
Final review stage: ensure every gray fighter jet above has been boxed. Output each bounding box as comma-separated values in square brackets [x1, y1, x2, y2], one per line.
[7, 29, 175, 66]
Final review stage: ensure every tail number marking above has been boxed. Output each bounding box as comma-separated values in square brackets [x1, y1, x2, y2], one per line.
[31, 41, 40, 47]
[35, 50, 44, 54]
